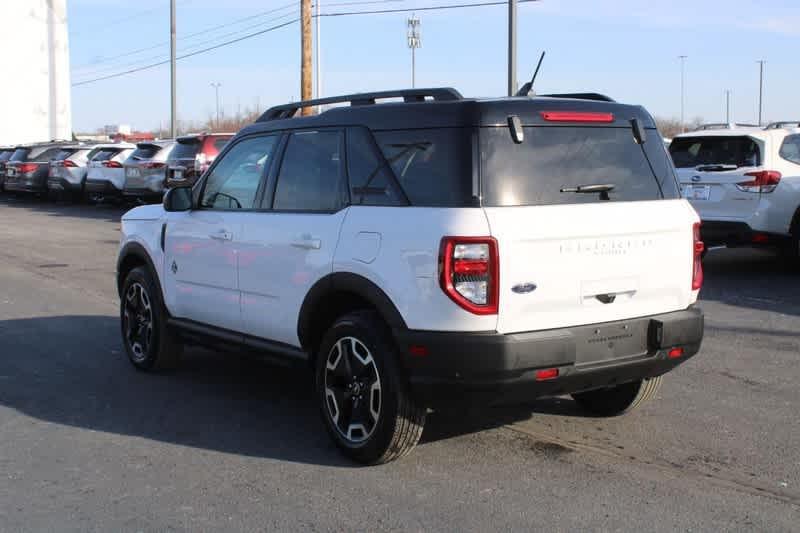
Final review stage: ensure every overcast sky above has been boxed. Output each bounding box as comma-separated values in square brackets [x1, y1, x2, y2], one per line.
[68, 0, 800, 132]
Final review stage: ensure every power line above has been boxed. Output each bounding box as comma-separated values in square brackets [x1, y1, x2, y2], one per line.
[73, 2, 297, 72]
[319, 0, 537, 17]
[73, 19, 299, 87]
[69, 0, 195, 38]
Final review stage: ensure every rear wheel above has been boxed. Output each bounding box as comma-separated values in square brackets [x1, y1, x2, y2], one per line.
[120, 266, 182, 371]
[571, 376, 662, 416]
[315, 311, 425, 464]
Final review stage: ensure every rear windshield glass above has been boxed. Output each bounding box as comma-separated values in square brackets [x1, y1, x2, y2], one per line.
[374, 128, 473, 207]
[54, 148, 80, 161]
[0, 150, 14, 161]
[10, 148, 31, 162]
[481, 126, 676, 207]
[89, 148, 123, 162]
[130, 145, 161, 160]
[170, 139, 201, 160]
[669, 136, 761, 168]
[213, 137, 231, 152]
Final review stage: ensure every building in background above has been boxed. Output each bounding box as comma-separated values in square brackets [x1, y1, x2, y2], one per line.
[0, 0, 72, 145]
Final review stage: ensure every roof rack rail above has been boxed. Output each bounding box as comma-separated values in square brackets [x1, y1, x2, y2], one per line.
[257, 87, 463, 122]
[764, 121, 800, 130]
[537, 93, 616, 102]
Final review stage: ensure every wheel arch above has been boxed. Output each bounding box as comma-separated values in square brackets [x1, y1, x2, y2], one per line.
[297, 272, 407, 360]
[116, 242, 162, 299]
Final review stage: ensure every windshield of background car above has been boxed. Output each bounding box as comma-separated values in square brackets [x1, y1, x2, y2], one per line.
[129, 145, 161, 161]
[10, 148, 31, 162]
[170, 139, 201, 160]
[669, 136, 761, 168]
[481, 126, 678, 207]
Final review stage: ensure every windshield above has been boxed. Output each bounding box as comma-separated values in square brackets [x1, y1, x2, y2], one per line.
[481, 126, 678, 207]
[669, 136, 761, 169]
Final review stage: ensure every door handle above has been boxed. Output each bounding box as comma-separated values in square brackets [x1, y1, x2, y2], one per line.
[209, 229, 233, 241]
[291, 235, 322, 250]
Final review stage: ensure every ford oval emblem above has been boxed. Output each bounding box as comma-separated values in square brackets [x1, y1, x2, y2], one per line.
[512, 282, 537, 294]
[691, 175, 702, 182]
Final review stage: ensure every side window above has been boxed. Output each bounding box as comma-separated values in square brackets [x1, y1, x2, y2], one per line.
[779, 135, 800, 165]
[346, 127, 404, 206]
[374, 128, 473, 207]
[273, 130, 345, 211]
[200, 135, 277, 210]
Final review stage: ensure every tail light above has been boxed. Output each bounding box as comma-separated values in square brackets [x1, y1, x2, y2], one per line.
[19, 163, 38, 174]
[142, 162, 165, 169]
[195, 152, 208, 173]
[440, 237, 499, 315]
[736, 170, 781, 193]
[62, 159, 78, 167]
[103, 160, 122, 168]
[692, 222, 704, 291]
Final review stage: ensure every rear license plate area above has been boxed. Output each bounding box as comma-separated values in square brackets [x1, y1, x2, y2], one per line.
[575, 320, 649, 365]
[682, 184, 711, 201]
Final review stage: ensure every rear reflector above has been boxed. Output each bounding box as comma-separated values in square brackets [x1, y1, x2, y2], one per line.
[535, 368, 559, 381]
[541, 111, 614, 123]
[668, 347, 684, 359]
[409, 345, 428, 357]
[751, 233, 769, 244]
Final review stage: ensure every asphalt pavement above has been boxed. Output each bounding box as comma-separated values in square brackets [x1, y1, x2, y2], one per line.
[1, 195, 798, 531]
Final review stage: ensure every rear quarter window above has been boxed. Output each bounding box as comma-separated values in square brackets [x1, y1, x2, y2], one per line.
[481, 126, 672, 207]
[129, 145, 161, 160]
[779, 134, 800, 165]
[374, 128, 473, 207]
[669, 136, 761, 168]
[10, 148, 31, 161]
[170, 140, 201, 160]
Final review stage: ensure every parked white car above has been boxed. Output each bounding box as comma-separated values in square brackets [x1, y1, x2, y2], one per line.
[670, 124, 800, 259]
[116, 89, 705, 464]
[84, 143, 136, 202]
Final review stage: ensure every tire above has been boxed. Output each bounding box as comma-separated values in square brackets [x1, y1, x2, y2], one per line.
[315, 310, 425, 464]
[782, 217, 800, 267]
[120, 266, 183, 371]
[571, 376, 663, 417]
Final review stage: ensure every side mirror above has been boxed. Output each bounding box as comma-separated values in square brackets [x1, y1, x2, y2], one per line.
[163, 186, 193, 212]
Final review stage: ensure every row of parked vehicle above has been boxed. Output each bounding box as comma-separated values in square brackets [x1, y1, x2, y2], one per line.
[0, 132, 232, 203]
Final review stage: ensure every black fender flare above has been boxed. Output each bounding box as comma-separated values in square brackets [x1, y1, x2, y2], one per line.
[297, 272, 407, 351]
[116, 242, 162, 298]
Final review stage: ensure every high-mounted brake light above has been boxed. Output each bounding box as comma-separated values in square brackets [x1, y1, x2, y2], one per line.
[541, 111, 614, 123]
[103, 160, 123, 168]
[692, 222, 704, 291]
[440, 237, 498, 315]
[736, 170, 781, 193]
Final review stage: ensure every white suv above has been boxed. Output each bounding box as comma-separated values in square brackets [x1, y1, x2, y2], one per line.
[116, 89, 705, 464]
[670, 124, 800, 258]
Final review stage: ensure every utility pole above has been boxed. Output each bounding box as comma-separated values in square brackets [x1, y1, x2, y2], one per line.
[170, 0, 177, 137]
[725, 89, 731, 124]
[300, 0, 312, 115]
[315, 0, 321, 109]
[508, 0, 517, 96]
[757, 60, 766, 126]
[407, 15, 421, 88]
[210, 83, 221, 130]
[679, 55, 687, 133]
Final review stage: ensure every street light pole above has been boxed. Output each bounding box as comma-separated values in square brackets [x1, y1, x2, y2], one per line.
[508, 0, 517, 96]
[407, 15, 421, 88]
[725, 89, 731, 124]
[170, 0, 177, 138]
[679, 55, 687, 133]
[757, 60, 766, 126]
[210, 82, 221, 130]
[315, 0, 321, 107]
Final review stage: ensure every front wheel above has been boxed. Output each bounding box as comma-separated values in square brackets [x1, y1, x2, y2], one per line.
[315, 311, 425, 464]
[571, 376, 663, 416]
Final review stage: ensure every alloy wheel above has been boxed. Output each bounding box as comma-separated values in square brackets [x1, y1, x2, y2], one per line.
[123, 282, 153, 362]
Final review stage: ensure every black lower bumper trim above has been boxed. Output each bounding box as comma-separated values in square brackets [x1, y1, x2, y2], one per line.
[394, 308, 704, 407]
[47, 177, 83, 192]
[85, 180, 123, 197]
[701, 220, 789, 247]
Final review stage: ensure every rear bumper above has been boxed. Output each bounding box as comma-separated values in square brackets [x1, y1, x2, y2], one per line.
[47, 177, 83, 192]
[701, 220, 789, 247]
[123, 187, 163, 200]
[4, 177, 46, 193]
[394, 308, 704, 408]
[86, 179, 123, 197]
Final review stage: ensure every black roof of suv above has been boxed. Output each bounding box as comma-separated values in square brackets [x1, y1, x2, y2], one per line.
[240, 88, 656, 135]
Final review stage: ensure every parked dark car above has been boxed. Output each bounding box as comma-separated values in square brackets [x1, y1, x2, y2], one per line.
[5, 142, 83, 195]
[164, 132, 232, 189]
[0, 146, 16, 191]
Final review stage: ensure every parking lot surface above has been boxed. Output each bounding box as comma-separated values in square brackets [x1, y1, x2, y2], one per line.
[1, 196, 799, 531]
